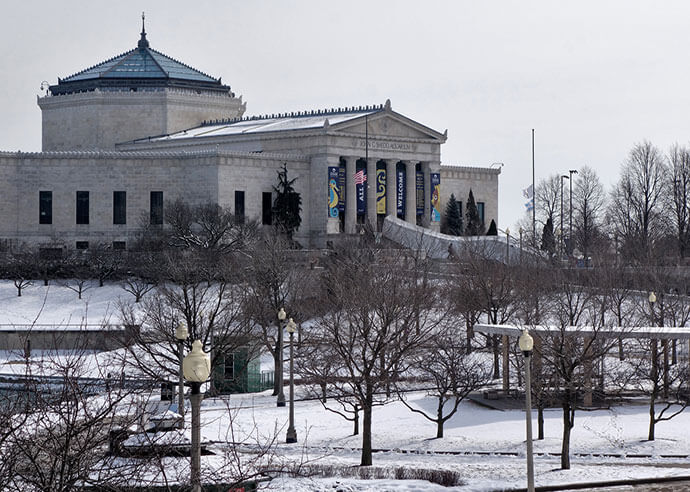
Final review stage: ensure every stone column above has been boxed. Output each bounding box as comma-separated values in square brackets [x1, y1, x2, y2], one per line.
[502, 334, 510, 392]
[344, 156, 357, 234]
[366, 157, 378, 230]
[385, 159, 397, 220]
[422, 162, 431, 228]
[405, 160, 417, 225]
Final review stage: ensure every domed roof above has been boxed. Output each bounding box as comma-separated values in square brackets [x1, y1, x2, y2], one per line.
[50, 16, 231, 96]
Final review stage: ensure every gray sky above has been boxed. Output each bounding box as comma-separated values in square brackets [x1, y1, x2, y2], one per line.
[2, 0, 690, 230]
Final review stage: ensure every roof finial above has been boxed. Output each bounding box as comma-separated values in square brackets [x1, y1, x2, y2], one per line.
[138, 11, 150, 49]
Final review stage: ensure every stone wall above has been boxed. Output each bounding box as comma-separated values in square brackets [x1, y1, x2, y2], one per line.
[0, 149, 308, 248]
[38, 88, 245, 151]
[440, 165, 501, 230]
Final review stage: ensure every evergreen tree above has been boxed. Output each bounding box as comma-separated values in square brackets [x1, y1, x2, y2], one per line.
[442, 193, 463, 236]
[465, 189, 484, 236]
[272, 163, 302, 240]
[541, 217, 555, 254]
[486, 219, 497, 236]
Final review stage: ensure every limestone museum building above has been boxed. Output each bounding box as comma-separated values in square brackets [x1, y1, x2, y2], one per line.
[0, 23, 500, 250]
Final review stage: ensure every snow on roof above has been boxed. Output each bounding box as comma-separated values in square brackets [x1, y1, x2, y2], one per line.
[146, 106, 383, 142]
[475, 323, 690, 339]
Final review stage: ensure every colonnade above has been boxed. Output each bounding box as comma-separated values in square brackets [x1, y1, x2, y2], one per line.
[340, 156, 435, 234]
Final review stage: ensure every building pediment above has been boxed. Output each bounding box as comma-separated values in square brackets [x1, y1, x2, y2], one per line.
[330, 111, 446, 142]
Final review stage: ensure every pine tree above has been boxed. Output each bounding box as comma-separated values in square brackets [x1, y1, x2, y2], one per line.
[465, 189, 484, 236]
[541, 217, 555, 254]
[442, 193, 463, 236]
[486, 219, 497, 236]
[272, 163, 302, 240]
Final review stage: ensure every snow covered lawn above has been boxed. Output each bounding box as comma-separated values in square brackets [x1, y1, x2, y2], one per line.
[195, 390, 690, 491]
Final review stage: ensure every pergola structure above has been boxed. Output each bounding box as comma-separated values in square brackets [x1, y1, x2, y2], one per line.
[474, 323, 690, 404]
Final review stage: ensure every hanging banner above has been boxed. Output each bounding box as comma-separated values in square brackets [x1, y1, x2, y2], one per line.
[431, 173, 441, 222]
[416, 171, 424, 216]
[356, 168, 366, 214]
[376, 169, 386, 214]
[338, 167, 346, 212]
[328, 167, 340, 218]
[396, 168, 405, 217]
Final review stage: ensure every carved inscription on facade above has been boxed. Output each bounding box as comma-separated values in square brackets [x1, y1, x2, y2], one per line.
[353, 138, 417, 152]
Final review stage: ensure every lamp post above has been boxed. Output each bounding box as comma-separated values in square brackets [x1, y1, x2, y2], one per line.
[183, 340, 211, 492]
[519, 227, 524, 265]
[175, 322, 189, 426]
[277, 308, 287, 407]
[505, 228, 510, 264]
[286, 317, 298, 443]
[568, 169, 578, 254]
[519, 329, 535, 492]
[560, 174, 569, 257]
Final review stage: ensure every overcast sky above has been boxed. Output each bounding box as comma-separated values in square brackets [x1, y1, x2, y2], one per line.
[2, 0, 690, 230]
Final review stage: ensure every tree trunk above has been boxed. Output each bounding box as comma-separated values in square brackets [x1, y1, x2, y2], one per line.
[361, 389, 373, 466]
[561, 403, 572, 469]
[648, 339, 658, 441]
[618, 339, 624, 361]
[538, 405, 545, 440]
[353, 405, 359, 436]
[493, 335, 500, 379]
[436, 399, 444, 438]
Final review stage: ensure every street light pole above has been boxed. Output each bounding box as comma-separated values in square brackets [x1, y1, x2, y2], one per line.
[286, 318, 298, 443]
[175, 323, 189, 427]
[277, 308, 286, 407]
[183, 340, 211, 492]
[519, 329, 535, 492]
[568, 169, 578, 254]
[505, 228, 510, 264]
[560, 174, 569, 258]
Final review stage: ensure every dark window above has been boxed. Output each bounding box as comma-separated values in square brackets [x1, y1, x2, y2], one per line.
[477, 202, 485, 226]
[113, 191, 126, 225]
[262, 192, 273, 225]
[76, 191, 89, 224]
[150, 191, 163, 225]
[76, 241, 89, 250]
[235, 190, 245, 224]
[224, 354, 234, 380]
[39, 191, 52, 224]
[112, 241, 126, 250]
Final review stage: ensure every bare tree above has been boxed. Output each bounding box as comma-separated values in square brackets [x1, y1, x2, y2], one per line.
[608, 141, 667, 263]
[572, 166, 606, 259]
[306, 244, 445, 466]
[537, 271, 618, 470]
[667, 144, 690, 258]
[536, 174, 563, 231]
[398, 331, 491, 438]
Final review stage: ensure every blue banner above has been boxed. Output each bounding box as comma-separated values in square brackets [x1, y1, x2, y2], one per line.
[396, 168, 405, 217]
[328, 167, 340, 218]
[416, 171, 424, 216]
[338, 167, 346, 212]
[357, 168, 366, 214]
[431, 173, 441, 222]
[376, 169, 386, 214]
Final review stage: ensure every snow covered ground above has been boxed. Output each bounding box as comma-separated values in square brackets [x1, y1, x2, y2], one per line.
[199, 390, 690, 491]
[2, 280, 690, 490]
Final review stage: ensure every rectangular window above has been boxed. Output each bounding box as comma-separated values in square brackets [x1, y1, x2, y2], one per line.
[76, 241, 89, 250]
[39, 191, 52, 224]
[150, 191, 163, 225]
[224, 354, 235, 381]
[235, 190, 245, 224]
[262, 192, 273, 225]
[477, 202, 485, 226]
[113, 191, 126, 225]
[112, 241, 126, 250]
[76, 191, 89, 225]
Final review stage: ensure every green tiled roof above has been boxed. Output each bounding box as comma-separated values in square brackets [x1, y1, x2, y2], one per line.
[50, 25, 229, 95]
